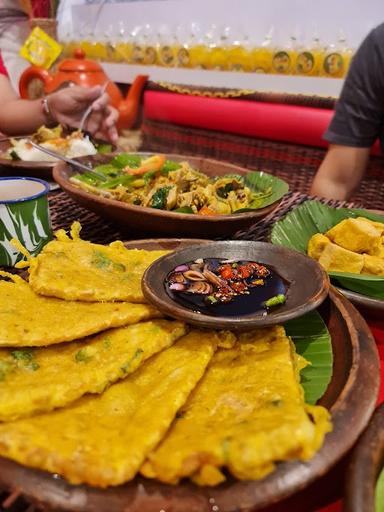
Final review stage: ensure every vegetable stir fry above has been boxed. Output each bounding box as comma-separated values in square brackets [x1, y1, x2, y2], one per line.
[70, 153, 273, 215]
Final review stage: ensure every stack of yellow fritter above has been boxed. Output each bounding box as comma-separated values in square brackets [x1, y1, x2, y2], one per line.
[308, 217, 384, 275]
[0, 223, 331, 488]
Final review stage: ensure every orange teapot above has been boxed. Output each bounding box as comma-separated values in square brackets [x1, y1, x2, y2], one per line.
[19, 49, 148, 130]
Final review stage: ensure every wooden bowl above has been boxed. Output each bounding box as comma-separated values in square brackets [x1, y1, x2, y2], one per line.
[142, 241, 330, 330]
[336, 287, 384, 320]
[0, 239, 379, 512]
[344, 404, 384, 512]
[53, 154, 287, 237]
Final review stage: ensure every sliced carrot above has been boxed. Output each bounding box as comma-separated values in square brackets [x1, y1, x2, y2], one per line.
[124, 154, 166, 176]
[198, 206, 216, 216]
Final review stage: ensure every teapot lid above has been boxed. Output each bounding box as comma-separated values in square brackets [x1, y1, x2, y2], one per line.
[58, 48, 103, 72]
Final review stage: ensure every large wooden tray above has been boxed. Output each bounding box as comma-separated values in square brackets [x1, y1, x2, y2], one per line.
[0, 239, 379, 511]
[344, 404, 384, 512]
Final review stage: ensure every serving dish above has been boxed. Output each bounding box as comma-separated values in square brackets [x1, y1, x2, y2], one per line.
[0, 139, 54, 180]
[271, 200, 384, 317]
[0, 238, 378, 512]
[142, 241, 329, 330]
[344, 404, 384, 512]
[0, 137, 113, 181]
[53, 154, 289, 237]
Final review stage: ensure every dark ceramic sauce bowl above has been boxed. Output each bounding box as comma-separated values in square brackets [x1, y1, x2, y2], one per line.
[142, 241, 330, 330]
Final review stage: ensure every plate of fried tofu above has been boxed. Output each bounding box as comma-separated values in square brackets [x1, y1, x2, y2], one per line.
[271, 200, 384, 313]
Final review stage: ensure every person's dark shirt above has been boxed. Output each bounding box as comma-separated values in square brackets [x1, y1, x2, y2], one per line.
[324, 23, 384, 149]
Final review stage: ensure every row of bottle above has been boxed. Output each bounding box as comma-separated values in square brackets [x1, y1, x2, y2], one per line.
[61, 26, 354, 78]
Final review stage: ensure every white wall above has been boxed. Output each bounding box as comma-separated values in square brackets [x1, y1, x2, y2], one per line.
[68, 0, 384, 48]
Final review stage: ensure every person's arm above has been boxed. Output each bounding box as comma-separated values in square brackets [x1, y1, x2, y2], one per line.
[310, 145, 370, 200]
[0, 75, 118, 142]
[311, 24, 384, 200]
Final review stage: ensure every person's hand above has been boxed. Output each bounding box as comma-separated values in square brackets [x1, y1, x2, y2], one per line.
[47, 85, 119, 143]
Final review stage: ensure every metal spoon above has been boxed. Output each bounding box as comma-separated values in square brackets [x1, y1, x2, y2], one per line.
[28, 141, 107, 181]
[79, 81, 110, 134]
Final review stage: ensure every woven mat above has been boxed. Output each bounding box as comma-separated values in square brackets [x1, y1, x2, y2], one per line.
[49, 190, 356, 244]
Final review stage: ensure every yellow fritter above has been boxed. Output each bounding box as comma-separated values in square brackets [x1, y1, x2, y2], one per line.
[0, 330, 233, 487]
[317, 243, 364, 273]
[0, 319, 186, 422]
[141, 326, 331, 486]
[16, 222, 167, 302]
[0, 273, 161, 347]
[326, 218, 382, 253]
[362, 254, 384, 276]
[307, 233, 331, 260]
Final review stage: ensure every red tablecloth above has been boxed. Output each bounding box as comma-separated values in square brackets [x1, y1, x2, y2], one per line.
[319, 319, 384, 512]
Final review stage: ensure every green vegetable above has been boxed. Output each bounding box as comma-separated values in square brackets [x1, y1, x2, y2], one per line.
[263, 294, 286, 307]
[9, 150, 20, 161]
[173, 206, 194, 214]
[161, 160, 182, 174]
[150, 186, 171, 209]
[111, 153, 142, 169]
[96, 143, 113, 154]
[0, 361, 13, 381]
[11, 350, 33, 362]
[93, 164, 119, 176]
[101, 175, 135, 190]
[143, 170, 156, 185]
[207, 295, 218, 304]
[121, 348, 144, 373]
[91, 251, 126, 272]
[75, 348, 93, 363]
[376, 466, 384, 512]
[11, 350, 39, 371]
[216, 183, 236, 199]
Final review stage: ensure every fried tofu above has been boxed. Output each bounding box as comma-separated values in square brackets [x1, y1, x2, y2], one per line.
[17, 222, 168, 302]
[317, 243, 364, 273]
[0, 274, 161, 347]
[326, 218, 382, 254]
[307, 233, 331, 260]
[0, 319, 186, 422]
[356, 217, 384, 233]
[362, 254, 384, 276]
[141, 326, 331, 485]
[0, 330, 228, 487]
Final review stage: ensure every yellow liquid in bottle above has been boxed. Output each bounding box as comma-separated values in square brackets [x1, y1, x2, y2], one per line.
[227, 45, 253, 72]
[189, 44, 210, 69]
[271, 48, 295, 74]
[115, 42, 133, 63]
[92, 41, 108, 61]
[158, 44, 176, 67]
[321, 51, 345, 78]
[252, 46, 273, 73]
[208, 46, 228, 70]
[295, 48, 323, 76]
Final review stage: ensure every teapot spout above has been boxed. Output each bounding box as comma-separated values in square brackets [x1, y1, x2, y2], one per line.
[118, 75, 148, 130]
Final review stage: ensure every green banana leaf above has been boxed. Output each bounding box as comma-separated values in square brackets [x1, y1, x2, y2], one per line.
[235, 171, 289, 212]
[286, 310, 333, 405]
[271, 200, 384, 299]
[376, 466, 384, 512]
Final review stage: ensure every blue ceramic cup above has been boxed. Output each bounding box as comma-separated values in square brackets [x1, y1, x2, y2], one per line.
[0, 176, 52, 266]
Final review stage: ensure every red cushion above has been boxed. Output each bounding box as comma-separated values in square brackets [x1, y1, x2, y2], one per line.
[144, 90, 381, 154]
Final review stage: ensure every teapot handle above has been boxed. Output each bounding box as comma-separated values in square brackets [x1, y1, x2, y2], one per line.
[19, 66, 54, 99]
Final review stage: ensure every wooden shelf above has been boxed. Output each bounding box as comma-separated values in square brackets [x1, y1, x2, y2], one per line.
[101, 63, 343, 98]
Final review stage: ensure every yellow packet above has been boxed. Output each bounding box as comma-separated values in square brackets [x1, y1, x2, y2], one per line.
[20, 27, 63, 69]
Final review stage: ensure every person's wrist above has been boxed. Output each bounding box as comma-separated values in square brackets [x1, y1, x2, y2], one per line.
[41, 96, 56, 126]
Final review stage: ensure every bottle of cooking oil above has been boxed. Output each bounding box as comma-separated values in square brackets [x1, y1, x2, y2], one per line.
[226, 26, 253, 72]
[205, 25, 228, 71]
[295, 32, 324, 76]
[112, 22, 131, 63]
[187, 23, 210, 69]
[321, 30, 351, 78]
[271, 32, 298, 75]
[157, 24, 177, 67]
[175, 24, 191, 68]
[252, 27, 274, 74]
